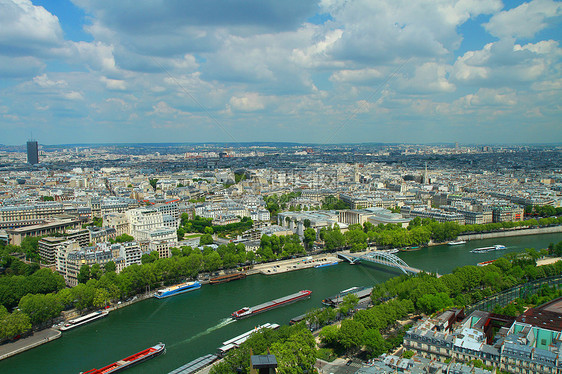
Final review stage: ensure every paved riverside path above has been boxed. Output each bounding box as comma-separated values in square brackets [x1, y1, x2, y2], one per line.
[0, 328, 61, 361]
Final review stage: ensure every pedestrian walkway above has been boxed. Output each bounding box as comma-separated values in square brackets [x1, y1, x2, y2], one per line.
[0, 328, 61, 361]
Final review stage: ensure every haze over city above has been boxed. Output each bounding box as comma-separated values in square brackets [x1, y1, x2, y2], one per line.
[1, 0, 561, 145]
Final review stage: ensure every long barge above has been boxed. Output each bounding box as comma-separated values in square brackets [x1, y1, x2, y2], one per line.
[154, 281, 201, 299]
[231, 290, 312, 319]
[81, 342, 165, 374]
[59, 310, 109, 331]
[217, 323, 280, 356]
[322, 286, 373, 307]
[471, 244, 506, 253]
[209, 272, 246, 285]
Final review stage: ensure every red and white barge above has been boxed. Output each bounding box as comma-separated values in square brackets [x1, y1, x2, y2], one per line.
[81, 343, 165, 374]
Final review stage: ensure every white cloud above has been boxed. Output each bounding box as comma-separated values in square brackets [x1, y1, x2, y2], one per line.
[101, 77, 127, 91]
[33, 74, 67, 88]
[149, 101, 190, 116]
[64, 91, 84, 100]
[0, 0, 63, 53]
[0, 0, 561, 144]
[451, 39, 559, 87]
[456, 88, 517, 108]
[71, 41, 119, 74]
[0, 55, 44, 77]
[320, 0, 502, 63]
[485, 0, 562, 39]
[330, 68, 383, 83]
[229, 93, 266, 112]
[398, 62, 455, 93]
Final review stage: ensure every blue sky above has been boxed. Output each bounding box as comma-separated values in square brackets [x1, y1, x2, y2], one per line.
[0, 0, 560, 145]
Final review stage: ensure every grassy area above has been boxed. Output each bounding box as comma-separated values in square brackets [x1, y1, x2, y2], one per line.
[184, 234, 203, 238]
[317, 347, 338, 362]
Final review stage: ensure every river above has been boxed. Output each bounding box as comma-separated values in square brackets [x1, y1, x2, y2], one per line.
[2, 232, 562, 374]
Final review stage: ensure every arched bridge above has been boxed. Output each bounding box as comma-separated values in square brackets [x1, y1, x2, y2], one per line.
[338, 251, 436, 276]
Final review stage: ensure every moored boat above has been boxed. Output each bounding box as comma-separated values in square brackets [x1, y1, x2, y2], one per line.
[59, 310, 109, 331]
[381, 248, 399, 254]
[477, 259, 497, 267]
[314, 261, 338, 268]
[154, 281, 201, 299]
[231, 290, 312, 319]
[322, 286, 373, 307]
[448, 240, 467, 246]
[81, 343, 165, 374]
[471, 244, 506, 253]
[209, 272, 246, 285]
[217, 323, 280, 355]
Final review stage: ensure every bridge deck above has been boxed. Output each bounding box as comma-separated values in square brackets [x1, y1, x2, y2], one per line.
[338, 252, 437, 276]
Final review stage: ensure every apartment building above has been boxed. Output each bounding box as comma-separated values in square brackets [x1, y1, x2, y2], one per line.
[404, 305, 562, 374]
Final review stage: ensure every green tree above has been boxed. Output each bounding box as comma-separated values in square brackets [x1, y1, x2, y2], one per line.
[141, 252, 158, 264]
[78, 264, 91, 284]
[21, 236, 41, 262]
[319, 325, 339, 346]
[200, 234, 214, 245]
[19, 293, 63, 326]
[149, 178, 158, 191]
[177, 227, 185, 241]
[115, 234, 135, 243]
[0, 307, 31, 340]
[203, 251, 222, 272]
[90, 264, 102, 280]
[339, 294, 360, 315]
[270, 329, 316, 374]
[104, 261, 116, 273]
[363, 329, 388, 357]
[71, 283, 95, 310]
[303, 228, 316, 250]
[338, 319, 366, 353]
[93, 288, 110, 308]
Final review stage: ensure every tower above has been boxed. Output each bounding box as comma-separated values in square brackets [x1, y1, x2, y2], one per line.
[27, 140, 39, 164]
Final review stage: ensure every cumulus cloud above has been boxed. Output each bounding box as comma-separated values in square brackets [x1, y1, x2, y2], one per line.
[149, 101, 190, 116]
[456, 88, 518, 108]
[398, 62, 455, 93]
[63, 91, 84, 101]
[321, 0, 502, 63]
[229, 93, 266, 112]
[33, 74, 67, 88]
[1, 0, 561, 144]
[485, 0, 562, 39]
[0, 0, 63, 56]
[101, 77, 127, 91]
[0, 55, 44, 77]
[330, 68, 383, 83]
[451, 39, 559, 87]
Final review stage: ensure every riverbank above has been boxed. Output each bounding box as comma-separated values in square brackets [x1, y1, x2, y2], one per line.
[0, 328, 60, 361]
[248, 254, 341, 276]
[457, 225, 562, 241]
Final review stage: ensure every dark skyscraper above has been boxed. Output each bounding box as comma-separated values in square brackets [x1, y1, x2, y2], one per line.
[27, 140, 39, 164]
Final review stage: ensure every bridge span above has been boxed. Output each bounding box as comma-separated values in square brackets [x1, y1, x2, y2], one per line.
[337, 251, 439, 276]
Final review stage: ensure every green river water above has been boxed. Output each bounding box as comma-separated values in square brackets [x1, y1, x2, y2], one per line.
[2, 232, 562, 374]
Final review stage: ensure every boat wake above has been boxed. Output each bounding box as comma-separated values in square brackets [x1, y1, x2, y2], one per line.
[146, 299, 168, 320]
[172, 318, 235, 347]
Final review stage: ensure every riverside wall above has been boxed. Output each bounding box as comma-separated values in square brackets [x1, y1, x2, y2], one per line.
[457, 225, 562, 241]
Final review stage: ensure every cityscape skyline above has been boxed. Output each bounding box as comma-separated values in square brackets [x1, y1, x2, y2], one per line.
[0, 0, 561, 145]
